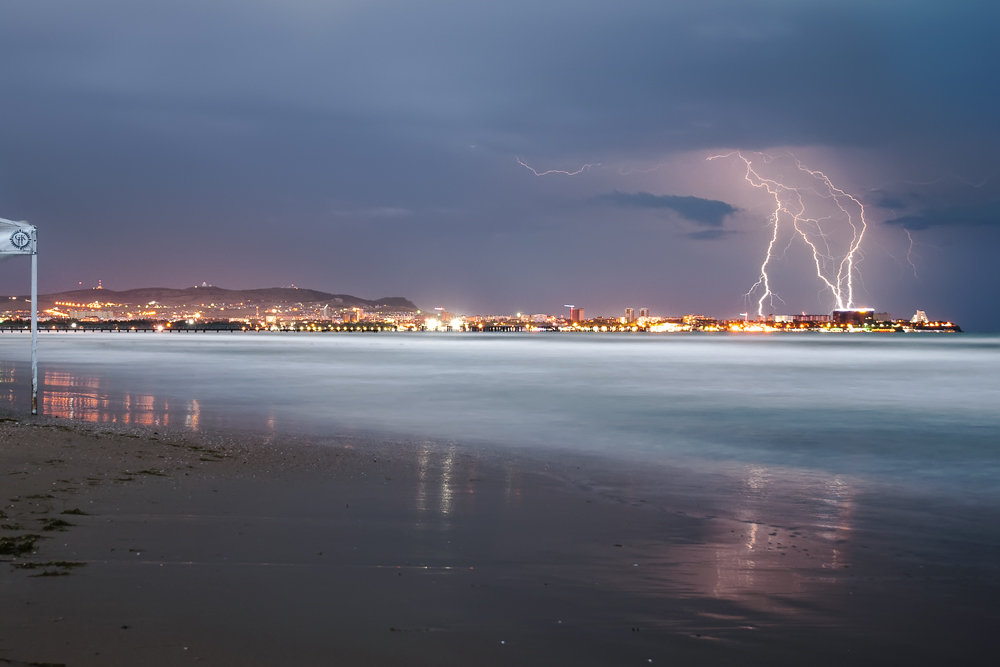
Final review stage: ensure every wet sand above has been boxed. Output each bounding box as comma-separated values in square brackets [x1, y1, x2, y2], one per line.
[2, 416, 999, 665]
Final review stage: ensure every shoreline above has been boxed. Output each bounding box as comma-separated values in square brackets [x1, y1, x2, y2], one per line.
[3, 415, 999, 665]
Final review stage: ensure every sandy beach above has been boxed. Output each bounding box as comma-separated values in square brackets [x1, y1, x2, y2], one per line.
[2, 414, 999, 666]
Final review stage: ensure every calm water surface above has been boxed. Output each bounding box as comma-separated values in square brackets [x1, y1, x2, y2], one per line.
[2, 331, 998, 501]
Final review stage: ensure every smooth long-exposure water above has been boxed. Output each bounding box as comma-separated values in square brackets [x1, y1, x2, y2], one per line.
[2, 331, 998, 501]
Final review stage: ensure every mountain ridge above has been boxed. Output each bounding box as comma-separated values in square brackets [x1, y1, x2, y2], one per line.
[24, 286, 419, 311]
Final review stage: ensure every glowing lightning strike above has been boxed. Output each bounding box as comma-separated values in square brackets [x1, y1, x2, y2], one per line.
[904, 229, 919, 279]
[516, 157, 600, 176]
[709, 151, 870, 317]
[795, 160, 869, 309]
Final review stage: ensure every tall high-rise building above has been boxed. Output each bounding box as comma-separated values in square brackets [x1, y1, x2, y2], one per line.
[570, 307, 585, 323]
[624, 307, 635, 322]
[638, 307, 649, 319]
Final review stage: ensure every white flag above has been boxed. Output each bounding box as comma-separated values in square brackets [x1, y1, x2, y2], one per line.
[0, 218, 36, 254]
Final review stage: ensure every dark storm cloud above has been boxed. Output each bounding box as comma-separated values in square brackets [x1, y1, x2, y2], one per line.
[6, 1, 997, 164]
[870, 191, 909, 211]
[595, 191, 737, 227]
[884, 202, 1000, 230]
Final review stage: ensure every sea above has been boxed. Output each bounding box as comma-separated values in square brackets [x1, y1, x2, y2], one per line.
[2, 331, 998, 504]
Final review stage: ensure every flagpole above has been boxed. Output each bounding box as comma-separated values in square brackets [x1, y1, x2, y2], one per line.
[2, 218, 40, 415]
[31, 246, 38, 415]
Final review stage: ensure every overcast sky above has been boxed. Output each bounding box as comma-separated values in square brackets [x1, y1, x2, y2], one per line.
[2, 1, 998, 329]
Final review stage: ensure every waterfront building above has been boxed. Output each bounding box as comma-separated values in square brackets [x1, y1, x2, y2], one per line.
[794, 314, 832, 323]
[832, 308, 875, 326]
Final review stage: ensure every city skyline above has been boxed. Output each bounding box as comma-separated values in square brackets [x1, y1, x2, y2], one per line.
[2, 2, 998, 330]
[0, 281, 959, 334]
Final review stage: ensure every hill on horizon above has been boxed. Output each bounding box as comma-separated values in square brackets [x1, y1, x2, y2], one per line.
[21, 285, 419, 311]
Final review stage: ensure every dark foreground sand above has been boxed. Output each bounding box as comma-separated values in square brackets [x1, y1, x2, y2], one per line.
[2, 416, 999, 666]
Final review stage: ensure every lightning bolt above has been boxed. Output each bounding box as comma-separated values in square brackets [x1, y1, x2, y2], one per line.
[709, 151, 870, 318]
[516, 157, 600, 176]
[904, 229, 919, 279]
[795, 159, 869, 308]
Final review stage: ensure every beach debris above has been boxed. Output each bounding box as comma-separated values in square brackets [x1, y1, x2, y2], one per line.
[12, 560, 86, 577]
[40, 518, 74, 532]
[16, 560, 86, 569]
[0, 534, 43, 556]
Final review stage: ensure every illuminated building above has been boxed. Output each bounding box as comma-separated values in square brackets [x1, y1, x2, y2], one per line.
[794, 314, 832, 323]
[683, 314, 716, 327]
[638, 307, 649, 319]
[832, 308, 875, 327]
[624, 307, 635, 322]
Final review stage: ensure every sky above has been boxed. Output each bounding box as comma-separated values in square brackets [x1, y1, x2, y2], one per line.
[1, 0, 998, 330]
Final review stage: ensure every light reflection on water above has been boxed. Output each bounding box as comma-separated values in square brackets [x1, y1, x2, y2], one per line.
[408, 440, 869, 628]
[394, 447, 878, 638]
[702, 465, 857, 609]
[414, 444, 461, 523]
[25, 367, 203, 430]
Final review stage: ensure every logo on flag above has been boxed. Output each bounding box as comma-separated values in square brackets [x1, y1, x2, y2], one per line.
[10, 229, 32, 250]
[1, 219, 36, 254]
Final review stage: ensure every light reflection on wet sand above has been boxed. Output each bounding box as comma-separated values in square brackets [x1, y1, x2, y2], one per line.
[388, 449, 996, 662]
[414, 445, 459, 523]
[157, 441, 997, 661]
[399, 442, 865, 622]
[413, 443, 528, 535]
[525, 461, 864, 630]
[702, 466, 857, 618]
